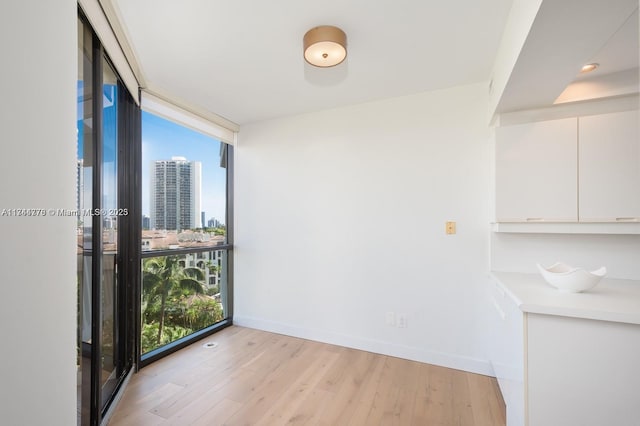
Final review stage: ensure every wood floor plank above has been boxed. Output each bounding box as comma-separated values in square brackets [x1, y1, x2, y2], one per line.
[223, 338, 311, 406]
[253, 349, 340, 425]
[108, 326, 505, 426]
[467, 372, 507, 426]
[110, 410, 167, 426]
[315, 346, 355, 393]
[144, 329, 276, 420]
[451, 368, 475, 425]
[109, 383, 184, 425]
[223, 341, 324, 425]
[316, 349, 379, 425]
[190, 398, 243, 426]
[388, 359, 422, 426]
[149, 365, 224, 419]
[345, 355, 388, 425]
[364, 356, 402, 424]
[162, 367, 256, 425]
[423, 363, 456, 426]
[287, 387, 334, 425]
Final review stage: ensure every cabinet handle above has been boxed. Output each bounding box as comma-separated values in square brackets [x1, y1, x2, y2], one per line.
[615, 217, 638, 222]
[526, 218, 544, 222]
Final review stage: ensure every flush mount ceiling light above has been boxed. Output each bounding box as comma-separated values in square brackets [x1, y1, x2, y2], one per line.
[580, 63, 599, 73]
[303, 25, 347, 67]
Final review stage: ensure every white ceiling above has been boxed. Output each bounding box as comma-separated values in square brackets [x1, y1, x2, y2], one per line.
[111, 0, 513, 125]
[493, 0, 639, 113]
[554, 8, 639, 104]
[575, 8, 639, 79]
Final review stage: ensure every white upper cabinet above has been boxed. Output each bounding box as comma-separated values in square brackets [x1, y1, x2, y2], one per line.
[496, 118, 578, 222]
[578, 110, 640, 222]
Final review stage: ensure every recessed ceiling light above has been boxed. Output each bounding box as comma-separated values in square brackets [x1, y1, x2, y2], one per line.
[580, 63, 599, 74]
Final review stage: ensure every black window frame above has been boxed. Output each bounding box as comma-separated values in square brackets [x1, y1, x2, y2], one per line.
[78, 11, 235, 425]
[78, 9, 140, 425]
[138, 117, 234, 368]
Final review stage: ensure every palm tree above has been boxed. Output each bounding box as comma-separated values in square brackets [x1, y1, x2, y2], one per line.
[142, 255, 205, 345]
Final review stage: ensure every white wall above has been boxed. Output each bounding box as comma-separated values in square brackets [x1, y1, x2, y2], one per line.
[235, 83, 494, 374]
[492, 234, 640, 280]
[0, 1, 77, 425]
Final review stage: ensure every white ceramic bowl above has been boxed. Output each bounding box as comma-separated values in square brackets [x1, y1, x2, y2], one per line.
[536, 262, 606, 293]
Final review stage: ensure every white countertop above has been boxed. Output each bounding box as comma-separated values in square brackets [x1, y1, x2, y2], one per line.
[490, 271, 640, 325]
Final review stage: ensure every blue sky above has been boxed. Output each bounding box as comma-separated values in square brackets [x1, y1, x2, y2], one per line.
[78, 87, 226, 225]
[78, 83, 119, 213]
[142, 111, 227, 224]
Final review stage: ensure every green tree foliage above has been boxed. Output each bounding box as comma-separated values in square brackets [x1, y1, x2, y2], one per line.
[206, 285, 220, 296]
[141, 255, 226, 354]
[180, 295, 224, 331]
[141, 323, 191, 353]
[202, 226, 225, 236]
[142, 256, 205, 345]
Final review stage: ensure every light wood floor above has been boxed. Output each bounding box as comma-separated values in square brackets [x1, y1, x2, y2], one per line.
[109, 326, 505, 426]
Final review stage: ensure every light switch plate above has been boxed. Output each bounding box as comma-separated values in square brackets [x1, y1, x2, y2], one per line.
[446, 221, 456, 234]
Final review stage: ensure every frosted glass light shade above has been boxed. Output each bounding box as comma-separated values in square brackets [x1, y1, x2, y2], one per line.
[303, 26, 347, 67]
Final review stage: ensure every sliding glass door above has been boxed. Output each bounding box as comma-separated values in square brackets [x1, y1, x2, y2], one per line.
[77, 14, 138, 425]
[99, 58, 121, 409]
[77, 7, 233, 424]
[77, 17, 93, 425]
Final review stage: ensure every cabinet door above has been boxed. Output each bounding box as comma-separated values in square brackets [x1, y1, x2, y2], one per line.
[487, 277, 525, 426]
[496, 118, 578, 222]
[578, 110, 640, 222]
[527, 314, 640, 426]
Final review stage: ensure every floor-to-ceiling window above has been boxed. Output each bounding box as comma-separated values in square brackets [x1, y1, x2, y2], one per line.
[78, 7, 234, 424]
[140, 111, 233, 365]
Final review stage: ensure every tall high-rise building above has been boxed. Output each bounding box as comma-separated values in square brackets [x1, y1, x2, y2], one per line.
[201, 211, 206, 230]
[150, 156, 201, 230]
[208, 218, 222, 228]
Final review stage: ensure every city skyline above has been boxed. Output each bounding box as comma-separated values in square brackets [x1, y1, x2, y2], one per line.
[142, 111, 227, 224]
[142, 213, 224, 230]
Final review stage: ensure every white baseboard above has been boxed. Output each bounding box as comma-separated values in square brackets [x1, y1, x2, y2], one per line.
[233, 315, 494, 377]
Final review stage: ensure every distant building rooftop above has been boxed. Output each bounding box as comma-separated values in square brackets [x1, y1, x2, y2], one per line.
[141, 229, 225, 251]
[78, 229, 225, 254]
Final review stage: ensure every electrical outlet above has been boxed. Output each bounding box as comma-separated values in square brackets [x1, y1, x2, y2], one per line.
[386, 311, 396, 326]
[397, 313, 408, 328]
